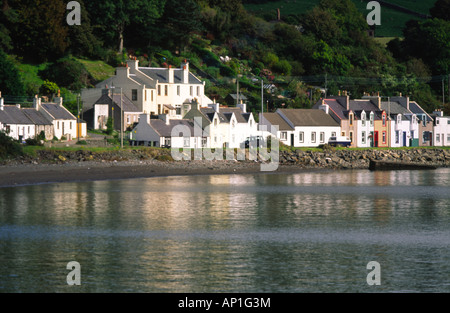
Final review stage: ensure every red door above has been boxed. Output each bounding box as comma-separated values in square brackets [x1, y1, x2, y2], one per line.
[374, 131, 379, 147]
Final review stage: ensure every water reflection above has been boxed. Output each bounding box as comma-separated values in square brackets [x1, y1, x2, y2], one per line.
[0, 169, 449, 292]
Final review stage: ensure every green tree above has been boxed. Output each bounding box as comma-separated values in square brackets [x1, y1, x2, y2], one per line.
[10, 0, 69, 62]
[430, 0, 450, 21]
[85, 0, 165, 54]
[39, 80, 59, 99]
[402, 18, 450, 75]
[0, 49, 25, 96]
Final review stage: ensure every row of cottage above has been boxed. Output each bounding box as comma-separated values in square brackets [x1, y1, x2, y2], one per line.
[77, 58, 450, 149]
[0, 92, 86, 142]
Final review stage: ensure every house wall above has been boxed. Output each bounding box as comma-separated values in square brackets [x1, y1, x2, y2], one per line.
[434, 116, 450, 146]
[35, 125, 53, 141]
[94, 104, 109, 130]
[5, 124, 35, 141]
[53, 119, 77, 140]
[292, 126, 340, 147]
[418, 120, 434, 147]
[374, 112, 389, 147]
[356, 119, 374, 148]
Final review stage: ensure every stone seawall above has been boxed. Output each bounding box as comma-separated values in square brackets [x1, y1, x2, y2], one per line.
[278, 148, 450, 169]
[4, 147, 450, 170]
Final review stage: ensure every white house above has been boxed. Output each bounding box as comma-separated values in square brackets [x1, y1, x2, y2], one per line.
[0, 102, 36, 141]
[353, 110, 375, 148]
[432, 110, 450, 146]
[33, 95, 78, 140]
[130, 113, 203, 148]
[259, 112, 295, 146]
[81, 58, 214, 120]
[262, 109, 340, 147]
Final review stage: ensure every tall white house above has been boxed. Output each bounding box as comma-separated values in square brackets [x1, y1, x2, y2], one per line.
[81, 59, 214, 127]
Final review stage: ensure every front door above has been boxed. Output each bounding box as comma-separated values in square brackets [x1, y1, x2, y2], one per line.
[291, 133, 294, 147]
[403, 132, 407, 147]
[374, 131, 379, 147]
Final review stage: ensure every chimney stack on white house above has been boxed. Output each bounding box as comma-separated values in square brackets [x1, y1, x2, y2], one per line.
[54, 90, 63, 106]
[168, 65, 174, 84]
[159, 114, 170, 125]
[237, 99, 247, 113]
[319, 99, 329, 114]
[0, 91, 3, 111]
[33, 95, 42, 110]
[126, 57, 139, 73]
[433, 109, 444, 117]
[182, 60, 189, 84]
[209, 99, 219, 113]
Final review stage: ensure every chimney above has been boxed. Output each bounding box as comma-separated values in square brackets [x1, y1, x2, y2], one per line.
[54, 90, 63, 106]
[139, 113, 150, 125]
[159, 114, 170, 125]
[126, 58, 139, 72]
[406, 95, 410, 111]
[181, 60, 189, 84]
[319, 103, 329, 114]
[168, 65, 174, 84]
[33, 95, 42, 110]
[237, 100, 247, 113]
[116, 65, 130, 79]
[0, 91, 3, 111]
[209, 100, 219, 113]
[433, 110, 444, 117]
[346, 94, 350, 110]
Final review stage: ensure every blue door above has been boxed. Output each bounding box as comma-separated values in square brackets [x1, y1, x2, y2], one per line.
[403, 132, 407, 147]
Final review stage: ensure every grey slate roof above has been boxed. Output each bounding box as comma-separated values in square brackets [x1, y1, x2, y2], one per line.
[279, 109, 340, 127]
[261, 113, 294, 131]
[94, 94, 140, 112]
[41, 103, 76, 120]
[139, 68, 202, 85]
[150, 119, 196, 137]
[22, 108, 53, 125]
[220, 107, 248, 123]
[0, 106, 34, 124]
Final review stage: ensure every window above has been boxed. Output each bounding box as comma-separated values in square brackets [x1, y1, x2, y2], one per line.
[349, 131, 353, 143]
[177, 86, 180, 96]
[127, 116, 130, 124]
[320, 132, 325, 143]
[28, 126, 30, 133]
[382, 131, 386, 143]
[396, 131, 400, 144]
[422, 115, 426, 127]
[311, 132, 316, 143]
[214, 118, 218, 127]
[197, 86, 200, 96]
[190, 86, 193, 96]
[158, 85, 161, 96]
[202, 138, 207, 147]
[436, 118, 440, 125]
[423, 131, 429, 142]
[370, 113, 374, 126]
[165, 85, 168, 96]
[362, 131, 366, 144]
[341, 131, 346, 136]
[70, 122, 72, 130]
[331, 132, 336, 137]
[397, 115, 401, 124]
[299, 131, 304, 143]
[436, 133, 440, 143]
[361, 113, 366, 126]
[132, 89, 138, 101]
[165, 138, 171, 146]
[382, 114, 386, 126]
[151, 90, 154, 101]
[57, 121, 60, 130]
[447, 134, 450, 142]
[280, 132, 287, 141]
[232, 120, 236, 128]
[145, 91, 147, 101]
[349, 113, 354, 126]
[176, 106, 181, 115]
[232, 134, 235, 143]
[183, 137, 190, 147]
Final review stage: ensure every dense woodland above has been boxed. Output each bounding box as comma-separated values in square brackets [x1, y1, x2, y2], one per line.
[0, 0, 449, 116]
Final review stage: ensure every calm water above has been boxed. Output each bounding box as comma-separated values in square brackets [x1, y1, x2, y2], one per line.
[0, 169, 449, 293]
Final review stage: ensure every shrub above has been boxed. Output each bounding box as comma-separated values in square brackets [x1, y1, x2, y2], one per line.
[0, 131, 23, 160]
[25, 137, 44, 146]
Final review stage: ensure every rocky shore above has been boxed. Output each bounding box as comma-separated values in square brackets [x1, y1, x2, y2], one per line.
[0, 147, 449, 187]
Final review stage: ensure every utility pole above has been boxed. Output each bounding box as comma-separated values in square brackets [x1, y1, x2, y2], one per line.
[77, 93, 80, 143]
[121, 88, 123, 149]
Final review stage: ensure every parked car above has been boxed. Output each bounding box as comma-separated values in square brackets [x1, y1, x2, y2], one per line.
[328, 136, 351, 147]
[244, 136, 265, 148]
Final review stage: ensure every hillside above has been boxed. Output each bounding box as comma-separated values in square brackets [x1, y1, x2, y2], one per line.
[243, 0, 436, 37]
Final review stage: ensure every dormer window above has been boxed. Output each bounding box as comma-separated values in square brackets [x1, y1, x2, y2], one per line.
[397, 115, 401, 124]
[214, 118, 218, 127]
[382, 113, 386, 126]
[361, 112, 366, 126]
[370, 112, 374, 126]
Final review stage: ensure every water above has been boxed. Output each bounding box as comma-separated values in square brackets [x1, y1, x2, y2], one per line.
[0, 169, 449, 293]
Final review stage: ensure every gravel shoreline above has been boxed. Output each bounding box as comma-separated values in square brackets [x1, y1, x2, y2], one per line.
[0, 159, 323, 188]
